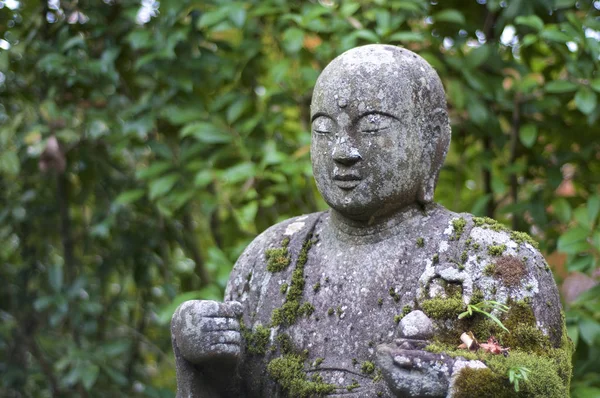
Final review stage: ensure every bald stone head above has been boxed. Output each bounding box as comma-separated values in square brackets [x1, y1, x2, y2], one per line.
[310, 44, 451, 222]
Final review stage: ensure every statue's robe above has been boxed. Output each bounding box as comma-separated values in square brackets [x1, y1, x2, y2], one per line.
[225, 204, 565, 397]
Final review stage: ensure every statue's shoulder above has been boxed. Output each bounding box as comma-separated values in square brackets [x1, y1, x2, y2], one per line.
[225, 211, 326, 301]
[456, 213, 564, 346]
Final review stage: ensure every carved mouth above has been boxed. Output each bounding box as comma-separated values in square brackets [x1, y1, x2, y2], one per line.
[333, 174, 362, 190]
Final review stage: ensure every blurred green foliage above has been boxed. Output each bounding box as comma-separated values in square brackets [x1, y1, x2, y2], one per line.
[0, 0, 599, 396]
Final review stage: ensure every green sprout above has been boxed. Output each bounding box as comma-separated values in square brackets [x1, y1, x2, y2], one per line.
[457, 300, 510, 333]
[508, 366, 531, 392]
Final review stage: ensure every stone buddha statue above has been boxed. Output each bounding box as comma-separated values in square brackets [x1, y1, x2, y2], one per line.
[171, 45, 571, 397]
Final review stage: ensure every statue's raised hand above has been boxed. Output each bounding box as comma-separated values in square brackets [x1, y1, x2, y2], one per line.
[172, 300, 243, 364]
[171, 300, 243, 398]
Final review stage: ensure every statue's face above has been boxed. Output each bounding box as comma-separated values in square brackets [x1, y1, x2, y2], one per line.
[310, 48, 424, 221]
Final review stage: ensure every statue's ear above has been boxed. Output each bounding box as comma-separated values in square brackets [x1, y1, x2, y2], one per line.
[417, 108, 451, 204]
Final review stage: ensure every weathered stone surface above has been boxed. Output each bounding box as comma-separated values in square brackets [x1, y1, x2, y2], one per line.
[171, 45, 571, 397]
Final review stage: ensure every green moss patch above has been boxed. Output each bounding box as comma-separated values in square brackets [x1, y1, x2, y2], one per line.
[421, 294, 465, 320]
[487, 244, 507, 256]
[473, 217, 510, 233]
[267, 354, 336, 397]
[452, 217, 467, 240]
[510, 231, 539, 249]
[271, 235, 315, 326]
[361, 361, 375, 375]
[241, 323, 271, 355]
[266, 237, 291, 272]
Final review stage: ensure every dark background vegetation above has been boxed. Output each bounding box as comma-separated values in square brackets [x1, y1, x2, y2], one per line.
[1, 0, 599, 396]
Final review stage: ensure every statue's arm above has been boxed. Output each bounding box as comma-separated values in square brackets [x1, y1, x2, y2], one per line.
[171, 300, 244, 398]
[170, 233, 264, 398]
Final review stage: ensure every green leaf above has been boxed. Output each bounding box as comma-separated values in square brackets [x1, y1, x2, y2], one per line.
[515, 15, 544, 32]
[540, 28, 571, 43]
[181, 122, 232, 143]
[229, 4, 247, 27]
[575, 87, 597, 114]
[579, 317, 600, 346]
[135, 162, 172, 180]
[591, 78, 600, 93]
[355, 29, 380, 43]
[115, 189, 145, 205]
[62, 35, 85, 52]
[340, 3, 360, 17]
[149, 174, 179, 200]
[197, 8, 229, 29]
[433, 9, 465, 25]
[221, 162, 256, 184]
[81, 363, 99, 390]
[33, 296, 54, 311]
[552, 198, 571, 223]
[519, 124, 538, 148]
[588, 195, 600, 222]
[102, 341, 131, 358]
[574, 206, 593, 230]
[465, 45, 491, 68]
[282, 27, 304, 53]
[234, 201, 258, 233]
[49, 264, 63, 292]
[557, 227, 589, 254]
[0, 152, 20, 176]
[101, 365, 128, 386]
[388, 31, 424, 43]
[127, 30, 152, 50]
[227, 97, 250, 124]
[545, 80, 578, 93]
[194, 170, 213, 188]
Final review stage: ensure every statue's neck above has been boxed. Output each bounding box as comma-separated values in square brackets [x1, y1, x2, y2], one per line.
[329, 203, 428, 244]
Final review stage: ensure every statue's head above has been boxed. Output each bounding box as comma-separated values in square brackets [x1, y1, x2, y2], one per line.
[310, 44, 451, 222]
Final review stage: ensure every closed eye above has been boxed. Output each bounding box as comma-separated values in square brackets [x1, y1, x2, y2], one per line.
[361, 126, 389, 134]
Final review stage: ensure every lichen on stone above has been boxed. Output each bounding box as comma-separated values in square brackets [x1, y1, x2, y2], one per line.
[417, 237, 425, 248]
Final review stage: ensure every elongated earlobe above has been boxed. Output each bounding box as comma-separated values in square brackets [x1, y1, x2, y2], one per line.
[417, 109, 451, 204]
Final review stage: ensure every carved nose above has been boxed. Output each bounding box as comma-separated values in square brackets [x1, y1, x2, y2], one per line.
[332, 140, 362, 166]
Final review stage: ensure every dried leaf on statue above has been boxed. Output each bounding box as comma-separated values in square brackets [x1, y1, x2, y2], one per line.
[458, 331, 479, 351]
[479, 336, 510, 356]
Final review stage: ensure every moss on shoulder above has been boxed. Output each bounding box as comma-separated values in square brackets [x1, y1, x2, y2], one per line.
[266, 237, 291, 272]
[271, 235, 315, 327]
